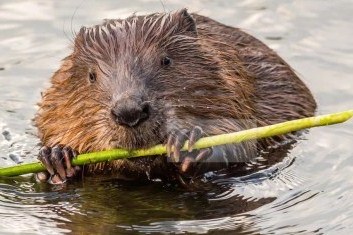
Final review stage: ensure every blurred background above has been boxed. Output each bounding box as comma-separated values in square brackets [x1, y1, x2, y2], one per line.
[0, 0, 352, 234]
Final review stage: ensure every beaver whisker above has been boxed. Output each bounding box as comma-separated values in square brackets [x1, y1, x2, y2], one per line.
[86, 97, 111, 109]
[58, 117, 110, 135]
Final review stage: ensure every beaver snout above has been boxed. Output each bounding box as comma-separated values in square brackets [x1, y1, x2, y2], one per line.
[111, 98, 150, 127]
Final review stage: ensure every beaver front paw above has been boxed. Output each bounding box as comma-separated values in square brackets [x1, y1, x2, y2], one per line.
[167, 126, 214, 174]
[35, 146, 81, 184]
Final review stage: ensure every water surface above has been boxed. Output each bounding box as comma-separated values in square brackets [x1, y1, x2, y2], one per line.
[0, 0, 352, 234]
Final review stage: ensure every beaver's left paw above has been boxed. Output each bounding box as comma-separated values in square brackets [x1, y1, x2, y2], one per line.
[166, 126, 213, 174]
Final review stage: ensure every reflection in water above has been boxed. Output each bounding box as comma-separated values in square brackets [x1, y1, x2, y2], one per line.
[0, 0, 353, 234]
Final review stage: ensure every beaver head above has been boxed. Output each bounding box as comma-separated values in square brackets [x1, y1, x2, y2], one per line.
[35, 9, 253, 154]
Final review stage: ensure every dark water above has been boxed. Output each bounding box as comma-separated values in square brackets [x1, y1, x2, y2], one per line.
[0, 0, 352, 234]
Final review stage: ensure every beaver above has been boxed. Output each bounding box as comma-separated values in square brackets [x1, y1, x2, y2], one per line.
[34, 9, 316, 184]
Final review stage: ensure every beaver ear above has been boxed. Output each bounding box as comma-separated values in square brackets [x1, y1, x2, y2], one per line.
[51, 57, 73, 84]
[177, 9, 197, 36]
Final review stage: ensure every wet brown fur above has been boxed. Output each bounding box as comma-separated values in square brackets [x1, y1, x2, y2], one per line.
[35, 9, 316, 181]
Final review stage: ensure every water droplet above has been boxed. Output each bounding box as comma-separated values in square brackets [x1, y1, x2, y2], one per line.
[2, 130, 11, 141]
[9, 153, 23, 164]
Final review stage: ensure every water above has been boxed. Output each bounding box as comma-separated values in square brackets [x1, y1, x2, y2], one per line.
[0, 0, 352, 234]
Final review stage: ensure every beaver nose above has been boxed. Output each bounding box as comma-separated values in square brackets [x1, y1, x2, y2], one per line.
[111, 101, 150, 127]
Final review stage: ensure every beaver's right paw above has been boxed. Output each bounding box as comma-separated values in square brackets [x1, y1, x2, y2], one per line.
[35, 146, 81, 184]
[167, 126, 213, 174]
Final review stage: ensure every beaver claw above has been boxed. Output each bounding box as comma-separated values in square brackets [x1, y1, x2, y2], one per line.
[36, 146, 80, 184]
[167, 126, 213, 174]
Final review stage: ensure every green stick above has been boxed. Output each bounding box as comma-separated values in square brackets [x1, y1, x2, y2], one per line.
[0, 110, 352, 177]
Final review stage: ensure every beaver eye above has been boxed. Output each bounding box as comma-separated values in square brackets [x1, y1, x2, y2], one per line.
[89, 71, 97, 83]
[161, 56, 172, 67]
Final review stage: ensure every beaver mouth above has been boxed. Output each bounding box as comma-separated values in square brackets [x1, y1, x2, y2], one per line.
[109, 118, 165, 150]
